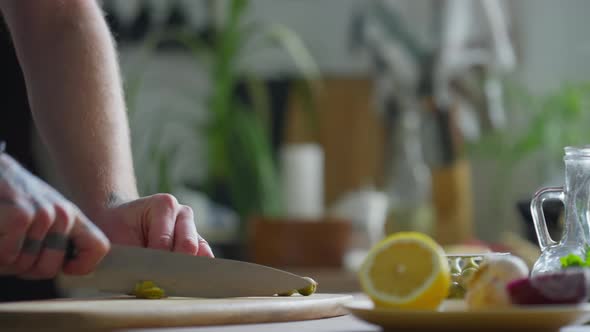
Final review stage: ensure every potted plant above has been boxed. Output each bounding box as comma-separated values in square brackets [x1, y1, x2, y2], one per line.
[467, 81, 590, 243]
[125, 0, 351, 265]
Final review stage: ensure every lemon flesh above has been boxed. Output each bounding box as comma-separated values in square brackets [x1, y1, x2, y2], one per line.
[359, 232, 450, 309]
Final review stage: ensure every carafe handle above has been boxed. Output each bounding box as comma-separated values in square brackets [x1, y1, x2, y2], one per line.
[530, 186, 563, 251]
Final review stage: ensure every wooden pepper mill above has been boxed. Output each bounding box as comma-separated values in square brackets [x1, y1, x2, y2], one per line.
[422, 97, 474, 246]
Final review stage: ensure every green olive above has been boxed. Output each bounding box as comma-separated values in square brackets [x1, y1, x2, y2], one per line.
[465, 257, 480, 269]
[447, 282, 465, 299]
[297, 277, 318, 296]
[448, 257, 462, 274]
[459, 267, 478, 289]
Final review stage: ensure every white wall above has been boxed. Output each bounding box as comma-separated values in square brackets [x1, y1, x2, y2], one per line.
[511, 0, 590, 93]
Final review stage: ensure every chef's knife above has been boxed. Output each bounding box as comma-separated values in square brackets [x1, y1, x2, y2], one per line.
[56, 244, 313, 298]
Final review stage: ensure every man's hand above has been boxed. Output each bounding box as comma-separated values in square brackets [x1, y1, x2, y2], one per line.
[93, 194, 214, 258]
[0, 153, 110, 279]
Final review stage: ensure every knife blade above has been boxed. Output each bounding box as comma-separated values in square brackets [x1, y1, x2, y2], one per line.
[56, 244, 313, 298]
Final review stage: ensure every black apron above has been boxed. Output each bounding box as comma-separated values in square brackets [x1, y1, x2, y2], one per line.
[0, 16, 60, 302]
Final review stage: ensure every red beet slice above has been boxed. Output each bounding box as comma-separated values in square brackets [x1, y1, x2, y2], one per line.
[507, 268, 590, 305]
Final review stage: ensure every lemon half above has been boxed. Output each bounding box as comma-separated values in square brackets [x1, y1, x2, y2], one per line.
[359, 232, 450, 309]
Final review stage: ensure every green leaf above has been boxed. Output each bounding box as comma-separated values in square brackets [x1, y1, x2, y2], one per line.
[468, 79, 590, 164]
[224, 107, 282, 218]
[259, 23, 321, 87]
[560, 253, 586, 268]
[241, 23, 321, 137]
[242, 74, 271, 136]
[156, 150, 172, 194]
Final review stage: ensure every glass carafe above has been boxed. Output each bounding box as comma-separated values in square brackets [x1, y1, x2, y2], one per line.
[531, 146, 590, 276]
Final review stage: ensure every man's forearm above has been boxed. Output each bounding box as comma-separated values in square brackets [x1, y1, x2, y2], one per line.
[1, 0, 138, 219]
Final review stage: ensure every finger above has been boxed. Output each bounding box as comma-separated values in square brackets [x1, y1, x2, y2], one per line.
[21, 203, 70, 280]
[145, 194, 178, 251]
[172, 205, 199, 255]
[62, 214, 110, 275]
[11, 201, 55, 274]
[0, 198, 34, 267]
[197, 236, 214, 258]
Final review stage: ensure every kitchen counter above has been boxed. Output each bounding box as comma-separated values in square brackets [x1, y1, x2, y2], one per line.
[119, 315, 590, 332]
[6, 314, 590, 332]
[122, 315, 377, 332]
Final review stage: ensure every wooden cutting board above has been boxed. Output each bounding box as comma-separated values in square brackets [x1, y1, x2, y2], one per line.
[0, 293, 352, 330]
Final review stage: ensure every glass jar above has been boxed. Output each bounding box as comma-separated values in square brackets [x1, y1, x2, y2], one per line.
[531, 146, 590, 275]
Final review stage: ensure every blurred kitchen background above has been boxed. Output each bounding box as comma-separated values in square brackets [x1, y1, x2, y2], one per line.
[28, 0, 590, 291]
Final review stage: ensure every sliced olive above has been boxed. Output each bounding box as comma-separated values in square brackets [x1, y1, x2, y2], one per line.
[297, 277, 318, 296]
[132, 280, 166, 299]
